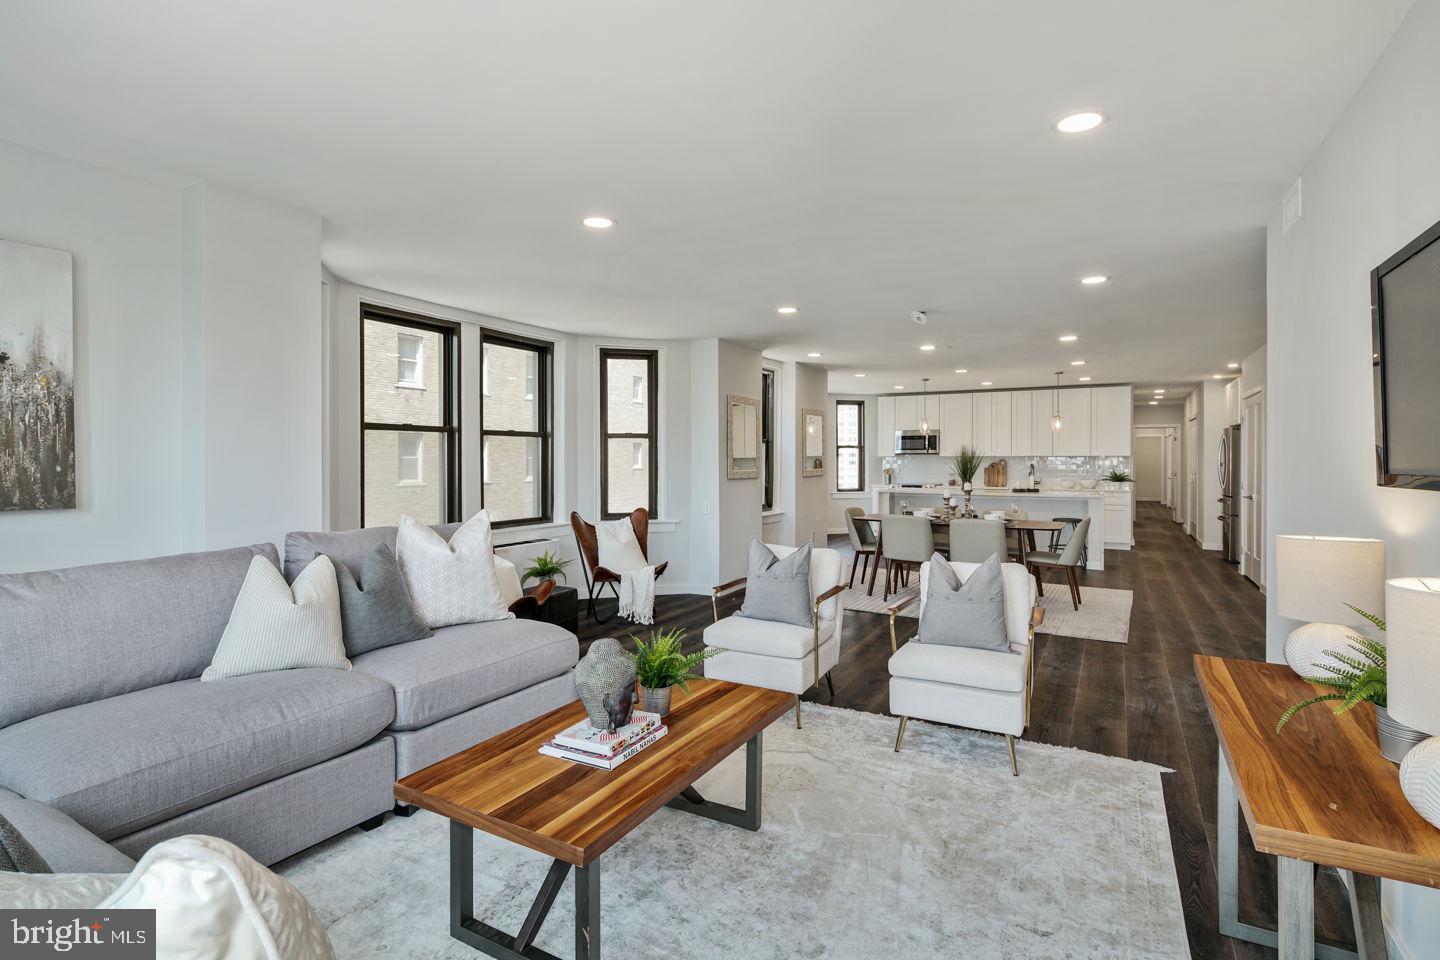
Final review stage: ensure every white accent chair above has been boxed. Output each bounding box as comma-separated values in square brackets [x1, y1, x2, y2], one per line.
[704, 544, 846, 728]
[886, 558, 1044, 775]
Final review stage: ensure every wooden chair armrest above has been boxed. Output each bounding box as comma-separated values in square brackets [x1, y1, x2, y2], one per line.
[886, 595, 920, 654]
[813, 584, 845, 608]
[712, 576, 748, 595]
[1029, 605, 1044, 635]
[529, 579, 556, 607]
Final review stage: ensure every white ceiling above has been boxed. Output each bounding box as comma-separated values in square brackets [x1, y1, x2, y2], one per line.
[0, 1, 1413, 394]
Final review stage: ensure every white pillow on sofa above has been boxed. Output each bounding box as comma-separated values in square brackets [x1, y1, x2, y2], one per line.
[395, 512, 513, 628]
[203, 556, 349, 681]
[100, 834, 335, 960]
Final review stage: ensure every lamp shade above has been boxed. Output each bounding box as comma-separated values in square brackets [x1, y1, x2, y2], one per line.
[1274, 535, 1386, 625]
[1385, 578, 1440, 735]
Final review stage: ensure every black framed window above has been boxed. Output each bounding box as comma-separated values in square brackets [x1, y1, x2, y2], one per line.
[361, 305, 460, 527]
[600, 348, 658, 518]
[836, 399, 864, 492]
[480, 330, 552, 527]
[761, 368, 776, 510]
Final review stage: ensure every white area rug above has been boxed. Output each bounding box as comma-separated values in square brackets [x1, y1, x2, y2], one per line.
[1036, 585, 1133, 643]
[845, 582, 1133, 644]
[279, 705, 1185, 960]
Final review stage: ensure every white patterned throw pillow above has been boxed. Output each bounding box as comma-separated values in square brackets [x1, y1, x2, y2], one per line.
[395, 512, 514, 628]
[202, 556, 350, 681]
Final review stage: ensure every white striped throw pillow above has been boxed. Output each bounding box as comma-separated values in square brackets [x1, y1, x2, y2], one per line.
[201, 555, 350, 681]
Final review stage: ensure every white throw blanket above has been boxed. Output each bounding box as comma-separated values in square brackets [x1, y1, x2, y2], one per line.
[597, 516, 656, 624]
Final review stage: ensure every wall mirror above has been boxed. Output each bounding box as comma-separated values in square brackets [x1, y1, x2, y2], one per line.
[727, 394, 760, 479]
[801, 408, 825, 477]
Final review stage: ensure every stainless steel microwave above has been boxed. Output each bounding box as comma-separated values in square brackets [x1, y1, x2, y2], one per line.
[894, 430, 940, 454]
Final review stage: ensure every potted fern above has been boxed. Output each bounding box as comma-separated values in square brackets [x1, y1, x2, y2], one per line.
[1275, 605, 1426, 762]
[521, 549, 572, 586]
[630, 628, 720, 717]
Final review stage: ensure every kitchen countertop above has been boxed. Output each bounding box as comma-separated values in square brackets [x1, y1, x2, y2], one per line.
[873, 484, 1130, 498]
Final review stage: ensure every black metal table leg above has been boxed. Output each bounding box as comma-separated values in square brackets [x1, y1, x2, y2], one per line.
[664, 732, 763, 831]
[450, 820, 592, 960]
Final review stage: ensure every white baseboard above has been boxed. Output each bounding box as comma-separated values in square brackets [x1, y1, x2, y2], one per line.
[1201, 540, 1222, 551]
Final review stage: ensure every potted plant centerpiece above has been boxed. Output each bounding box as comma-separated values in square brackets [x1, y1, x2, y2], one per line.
[1104, 468, 1134, 485]
[520, 549, 572, 587]
[1275, 605, 1427, 762]
[630, 628, 719, 717]
[950, 446, 984, 518]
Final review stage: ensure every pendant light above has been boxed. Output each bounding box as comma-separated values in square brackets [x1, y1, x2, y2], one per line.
[920, 378, 931, 436]
[1051, 371, 1065, 431]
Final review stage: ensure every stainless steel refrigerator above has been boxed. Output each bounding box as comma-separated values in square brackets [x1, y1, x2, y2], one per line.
[1217, 424, 1242, 564]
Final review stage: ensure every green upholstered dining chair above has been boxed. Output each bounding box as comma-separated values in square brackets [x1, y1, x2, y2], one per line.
[947, 518, 1008, 564]
[879, 514, 934, 598]
[1024, 515, 1091, 610]
[843, 506, 879, 590]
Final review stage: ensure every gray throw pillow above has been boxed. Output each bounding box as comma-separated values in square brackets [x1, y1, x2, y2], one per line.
[330, 543, 434, 657]
[0, 814, 50, 874]
[917, 552, 1010, 651]
[737, 539, 814, 627]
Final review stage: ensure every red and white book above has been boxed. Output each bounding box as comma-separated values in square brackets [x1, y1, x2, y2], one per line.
[540, 725, 668, 770]
[552, 710, 662, 758]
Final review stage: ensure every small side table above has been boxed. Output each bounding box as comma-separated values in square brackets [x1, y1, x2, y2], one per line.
[527, 583, 578, 634]
[1196, 656, 1440, 960]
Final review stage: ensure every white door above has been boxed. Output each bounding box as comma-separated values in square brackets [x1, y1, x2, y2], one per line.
[1242, 391, 1265, 587]
[1184, 417, 1199, 538]
[1168, 430, 1180, 519]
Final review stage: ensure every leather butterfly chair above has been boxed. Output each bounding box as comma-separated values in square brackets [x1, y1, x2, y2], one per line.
[570, 507, 669, 623]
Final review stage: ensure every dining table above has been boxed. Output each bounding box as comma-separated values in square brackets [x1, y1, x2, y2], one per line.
[854, 513, 1067, 597]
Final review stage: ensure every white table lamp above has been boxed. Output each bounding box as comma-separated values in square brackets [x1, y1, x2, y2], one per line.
[1388, 578, 1440, 827]
[1274, 535, 1386, 677]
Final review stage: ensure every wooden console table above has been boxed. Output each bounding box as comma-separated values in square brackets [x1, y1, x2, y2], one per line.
[1195, 656, 1440, 960]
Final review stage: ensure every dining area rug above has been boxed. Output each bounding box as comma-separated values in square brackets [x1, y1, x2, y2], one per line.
[842, 582, 1132, 644]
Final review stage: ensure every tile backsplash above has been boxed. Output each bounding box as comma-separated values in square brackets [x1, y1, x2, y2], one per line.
[881, 455, 1132, 486]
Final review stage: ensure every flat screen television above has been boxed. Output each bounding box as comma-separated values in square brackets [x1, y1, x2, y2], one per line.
[1373, 216, 1440, 489]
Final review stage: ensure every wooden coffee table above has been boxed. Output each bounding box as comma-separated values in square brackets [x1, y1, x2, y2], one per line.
[395, 680, 795, 960]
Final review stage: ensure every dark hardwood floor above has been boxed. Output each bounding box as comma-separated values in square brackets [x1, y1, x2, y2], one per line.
[575, 503, 1353, 960]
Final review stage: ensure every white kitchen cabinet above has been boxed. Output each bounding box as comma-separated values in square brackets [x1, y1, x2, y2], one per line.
[878, 396, 896, 456]
[1089, 385, 1133, 456]
[939, 393, 973, 453]
[989, 391, 1012, 456]
[1103, 489, 1134, 547]
[973, 393, 995, 452]
[1030, 388, 1055, 457]
[894, 394, 920, 430]
[1010, 390, 1038, 457]
[1053, 388, 1092, 456]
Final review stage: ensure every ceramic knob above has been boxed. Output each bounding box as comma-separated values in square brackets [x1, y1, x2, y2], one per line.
[1400, 736, 1440, 830]
[1283, 621, 1365, 678]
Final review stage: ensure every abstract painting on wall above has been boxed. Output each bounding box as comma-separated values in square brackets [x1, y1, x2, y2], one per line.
[0, 238, 75, 511]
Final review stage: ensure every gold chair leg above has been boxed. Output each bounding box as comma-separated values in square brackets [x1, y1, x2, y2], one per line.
[894, 716, 908, 752]
[794, 696, 802, 729]
[1006, 734, 1019, 776]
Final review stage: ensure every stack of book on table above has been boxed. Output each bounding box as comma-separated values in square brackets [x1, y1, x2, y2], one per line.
[539, 710, 667, 770]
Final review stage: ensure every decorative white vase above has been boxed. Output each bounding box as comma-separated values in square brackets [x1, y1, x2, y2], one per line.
[1283, 621, 1366, 677]
[1399, 736, 1440, 830]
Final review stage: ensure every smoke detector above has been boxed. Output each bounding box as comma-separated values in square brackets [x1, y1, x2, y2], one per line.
[911, 311, 928, 325]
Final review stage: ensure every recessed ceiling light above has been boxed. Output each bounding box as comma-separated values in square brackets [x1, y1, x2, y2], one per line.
[919, 344, 936, 352]
[1148, 401, 1158, 406]
[581, 216, 615, 229]
[806, 352, 822, 358]
[980, 381, 993, 386]
[1078, 376, 1092, 381]
[1080, 275, 1109, 285]
[777, 306, 798, 315]
[1054, 111, 1107, 134]
[1227, 362, 1240, 369]
[1070, 360, 1086, 366]
[954, 368, 967, 374]
[1212, 374, 1224, 379]
[1059, 335, 1078, 342]
[853, 373, 866, 378]
[894, 385, 905, 390]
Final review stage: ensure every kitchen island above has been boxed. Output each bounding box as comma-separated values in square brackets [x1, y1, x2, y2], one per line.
[870, 484, 1134, 570]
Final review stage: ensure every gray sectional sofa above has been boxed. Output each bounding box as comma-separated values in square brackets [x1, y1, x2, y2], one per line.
[0, 526, 579, 873]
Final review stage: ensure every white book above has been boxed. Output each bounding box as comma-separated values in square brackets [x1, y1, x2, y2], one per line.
[540, 726, 668, 770]
[552, 710, 661, 757]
